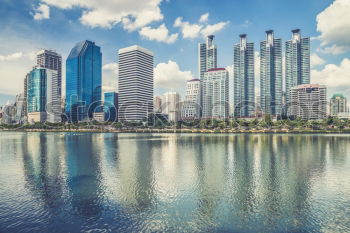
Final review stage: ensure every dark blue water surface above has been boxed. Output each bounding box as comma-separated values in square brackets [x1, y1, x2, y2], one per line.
[0, 132, 349, 233]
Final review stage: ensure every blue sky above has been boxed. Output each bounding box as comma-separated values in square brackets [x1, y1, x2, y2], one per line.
[0, 0, 350, 106]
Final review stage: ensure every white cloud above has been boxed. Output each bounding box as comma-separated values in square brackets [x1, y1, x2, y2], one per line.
[0, 52, 23, 61]
[174, 14, 229, 39]
[312, 58, 350, 98]
[33, 4, 50, 20]
[317, 45, 346, 55]
[154, 60, 193, 89]
[199, 13, 209, 23]
[139, 24, 178, 44]
[316, 0, 350, 53]
[311, 53, 326, 68]
[39, 0, 163, 30]
[102, 63, 118, 93]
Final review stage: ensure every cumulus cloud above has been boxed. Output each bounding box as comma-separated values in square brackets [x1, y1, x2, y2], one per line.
[312, 58, 350, 98]
[102, 63, 118, 93]
[154, 60, 193, 89]
[174, 13, 229, 39]
[311, 53, 326, 68]
[316, 0, 350, 53]
[139, 24, 178, 44]
[33, 4, 50, 20]
[38, 0, 163, 30]
[0, 52, 23, 61]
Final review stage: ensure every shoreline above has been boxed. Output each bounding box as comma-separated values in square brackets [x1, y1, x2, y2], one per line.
[1, 128, 350, 134]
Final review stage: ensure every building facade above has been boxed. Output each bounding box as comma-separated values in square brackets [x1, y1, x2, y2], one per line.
[163, 92, 181, 122]
[181, 79, 201, 120]
[65, 40, 102, 122]
[154, 96, 162, 113]
[104, 92, 118, 122]
[285, 29, 310, 104]
[37, 50, 62, 100]
[234, 34, 255, 117]
[202, 68, 229, 119]
[198, 35, 217, 79]
[118, 45, 154, 122]
[330, 94, 348, 116]
[260, 30, 283, 116]
[290, 84, 327, 120]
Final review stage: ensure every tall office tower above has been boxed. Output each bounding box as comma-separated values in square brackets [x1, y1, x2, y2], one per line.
[260, 30, 283, 116]
[163, 92, 181, 122]
[14, 93, 25, 124]
[118, 45, 153, 122]
[154, 96, 162, 113]
[181, 79, 201, 120]
[104, 92, 118, 122]
[198, 35, 217, 79]
[285, 29, 310, 104]
[66, 40, 102, 122]
[233, 34, 255, 117]
[290, 84, 327, 120]
[27, 67, 60, 123]
[37, 50, 62, 99]
[202, 68, 229, 119]
[23, 73, 28, 119]
[330, 94, 348, 116]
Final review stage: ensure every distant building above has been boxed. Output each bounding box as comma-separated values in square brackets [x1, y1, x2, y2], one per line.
[27, 67, 61, 123]
[154, 96, 162, 113]
[330, 94, 348, 116]
[65, 40, 102, 122]
[198, 35, 217, 79]
[1, 102, 16, 124]
[234, 34, 255, 117]
[23, 73, 28, 120]
[104, 92, 118, 122]
[290, 84, 327, 120]
[163, 92, 181, 122]
[260, 30, 283, 116]
[202, 68, 229, 119]
[181, 79, 201, 120]
[118, 45, 153, 122]
[285, 29, 310, 104]
[15, 93, 25, 124]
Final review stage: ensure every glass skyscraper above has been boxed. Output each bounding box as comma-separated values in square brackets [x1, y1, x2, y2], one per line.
[260, 30, 283, 116]
[104, 92, 118, 122]
[65, 40, 102, 122]
[198, 35, 217, 79]
[234, 34, 255, 117]
[285, 29, 310, 104]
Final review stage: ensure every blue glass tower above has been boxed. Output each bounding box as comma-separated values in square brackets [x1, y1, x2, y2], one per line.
[104, 92, 118, 122]
[65, 40, 102, 122]
[27, 68, 46, 113]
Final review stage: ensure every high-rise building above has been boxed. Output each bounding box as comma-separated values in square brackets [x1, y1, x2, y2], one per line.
[234, 34, 255, 117]
[260, 30, 283, 116]
[15, 93, 25, 124]
[290, 84, 327, 120]
[65, 40, 102, 122]
[37, 50, 62, 99]
[104, 92, 118, 122]
[23, 73, 28, 119]
[163, 92, 181, 122]
[154, 96, 162, 113]
[118, 45, 153, 122]
[27, 67, 61, 123]
[198, 35, 217, 79]
[181, 79, 202, 120]
[285, 29, 310, 104]
[202, 68, 229, 119]
[330, 94, 348, 116]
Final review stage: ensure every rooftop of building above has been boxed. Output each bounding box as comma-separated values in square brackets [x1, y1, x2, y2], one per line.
[207, 68, 226, 72]
[118, 45, 153, 56]
[331, 94, 346, 99]
[188, 78, 200, 82]
[294, 84, 326, 89]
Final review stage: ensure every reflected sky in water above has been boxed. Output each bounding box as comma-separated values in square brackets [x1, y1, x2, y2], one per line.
[0, 133, 349, 232]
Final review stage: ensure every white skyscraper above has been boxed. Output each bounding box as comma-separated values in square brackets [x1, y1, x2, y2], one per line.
[181, 79, 201, 120]
[118, 45, 154, 122]
[198, 35, 217, 79]
[163, 92, 181, 122]
[202, 68, 229, 119]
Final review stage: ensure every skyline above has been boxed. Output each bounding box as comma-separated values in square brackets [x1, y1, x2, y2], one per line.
[0, 0, 350, 106]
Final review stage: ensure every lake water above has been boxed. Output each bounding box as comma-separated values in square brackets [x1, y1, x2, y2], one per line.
[0, 132, 349, 233]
